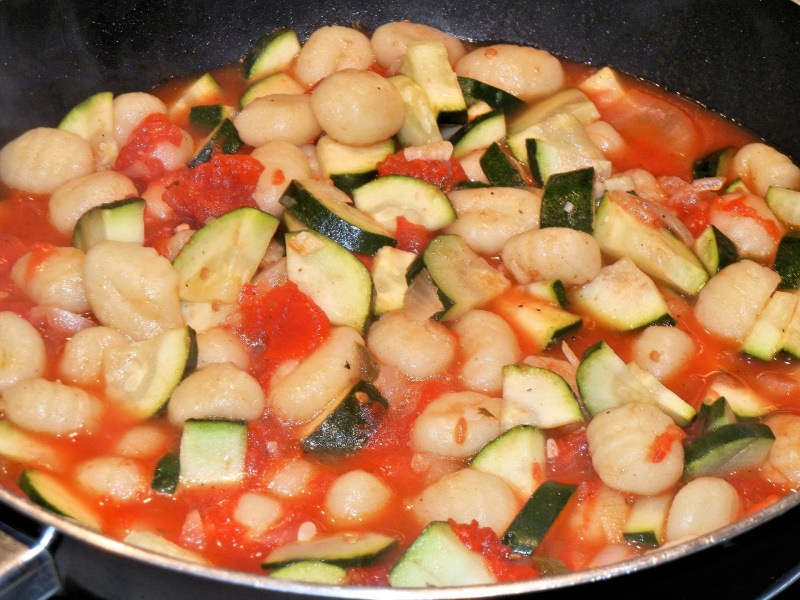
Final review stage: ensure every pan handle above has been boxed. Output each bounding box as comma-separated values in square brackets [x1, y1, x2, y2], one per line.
[0, 524, 61, 599]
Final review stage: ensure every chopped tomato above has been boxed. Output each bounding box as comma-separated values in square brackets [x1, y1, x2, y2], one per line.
[395, 216, 433, 254]
[162, 152, 264, 227]
[114, 113, 186, 182]
[450, 520, 539, 582]
[650, 424, 686, 463]
[547, 429, 594, 484]
[716, 194, 782, 240]
[377, 152, 468, 191]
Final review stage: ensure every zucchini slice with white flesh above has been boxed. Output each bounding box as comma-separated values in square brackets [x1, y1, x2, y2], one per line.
[352, 175, 456, 232]
[104, 326, 197, 419]
[507, 87, 601, 137]
[593, 192, 709, 296]
[623, 494, 672, 548]
[58, 91, 117, 167]
[539, 167, 594, 232]
[280, 179, 396, 255]
[470, 425, 546, 500]
[458, 76, 526, 114]
[699, 396, 738, 433]
[240, 72, 305, 107]
[371, 246, 417, 314]
[782, 300, 800, 359]
[693, 224, 738, 274]
[168, 72, 223, 119]
[692, 146, 734, 180]
[173, 207, 279, 304]
[0, 420, 61, 470]
[19, 469, 101, 530]
[263, 531, 396, 569]
[523, 279, 568, 307]
[179, 420, 247, 487]
[741, 290, 798, 361]
[316, 135, 395, 194]
[502, 481, 577, 555]
[492, 294, 582, 352]
[300, 380, 388, 455]
[576, 341, 696, 426]
[501, 365, 584, 430]
[269, 561, 348, 584]
[766, 186, 800, 228]
[704, 373, 776, 418]
[570, 257, 674, 331]
[421, 234, 510, 321]
[286, 229, 373, 333]
[387, 74, 443, 147]
[124, 530, 207, 564]
[684, 422, 775, 479]
[479, 142, 526, 188]
[388, 521, 496, 588]
[188, 107, 242, 167]
[773, 232, 800, 290]
[242, 27, 301, 82]
[400, 41, 468, 126]
[449, 110, 507, 159]
[72, 197, 146, 251]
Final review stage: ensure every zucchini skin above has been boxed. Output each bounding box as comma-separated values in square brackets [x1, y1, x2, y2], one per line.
[502, 481, 577, 555]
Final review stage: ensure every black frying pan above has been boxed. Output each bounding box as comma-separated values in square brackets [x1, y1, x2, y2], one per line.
[1, 1, 800, 598]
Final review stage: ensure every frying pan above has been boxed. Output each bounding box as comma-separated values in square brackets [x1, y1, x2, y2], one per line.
[1, 0, 799, 598]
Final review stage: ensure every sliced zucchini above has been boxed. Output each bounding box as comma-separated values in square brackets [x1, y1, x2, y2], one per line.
[501, 365, 584, 430]
[243, 28, 301, 81]
[623, 494, 672, 548]
[765, 186, 800, 228]
[316, 135, 395, 194]
[421, 234, 510, 321]
[151, 452, 180, 495]
[269, 561, 348, 584]
[104, 326, 197, 419]
[692, 147, 734, 180]
[782, 299, 800, 359]
[578, 66, 627, 104]
[773, 232, 800, 290]
[693, 224, 738, 274]
[299, 381, 388, 455]
[625, 362, 696, 427]
[0, 420, 60, 470]
[684, 422, 775, 479]
[699, 396, 738, 433]
[179, 420, 247, 487]
[741, 290, 798, 361]
[286, 229, 373, 333]
[280, 179, 396, 255]
[168, 73, 224, 120]
[493, 294, 582, 352]
[502, 481, 577, 555]
[470, 424, 546, 500]
[522, 279, 567, 307]
[570, 257, 673, 331]
[388, 521, 496, 588]
[58, 90, 117, 167]
[458, 76, 526, 114]
[124, 530, 207, 564]
[449, 110, 507, 159]
[352, 174, 456, 232]
[539, 167, 594, 232]
[593, 191, 709, 296]
[240, 72, 306, 107]
[400, 41, 467, 126]
[173, 207, 279, 303]
[387, 74, 443, 147]
[479, 142, 525, 188]
[371, 246, 418, 314]
[72, 197, 145, 251]
[507, 87, 601, 138]
[19, 469, 101, 529]
[704, 373, 776, 418]
[188, 104, 235, 129]
[188, 108, 242, 167]
[262, 531, 396, 569]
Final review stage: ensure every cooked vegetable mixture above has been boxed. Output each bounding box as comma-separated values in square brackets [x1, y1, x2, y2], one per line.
[2, 19, 800, 588]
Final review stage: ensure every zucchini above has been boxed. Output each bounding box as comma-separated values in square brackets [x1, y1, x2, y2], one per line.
[593, 191, 709, 296]
[179, 420, 247, 487]
[58, 90, 117, 167]
[388, 521, 496, 587]
[104, 326, 197, 419]
[507, 87, 601, 138]
[300, 381, 388, 455]
[773, 232, 800, 290]
[387, 74, 443, 147]
[269, 561, 348, 584]
[263, 531, 396, 569]
[699, 396, 737, 432]
[684, 422, 775, 479]
[782, 300, 800, 359]
[400, 41, 467, 126]
[692, 147, 734, 180]
[704, 373, 775, 418]
[243, 28, 301, 81]
[124, 530, 207, 564]
[240, 72, 305, 107]
[19, 469, 101, 529]
[449, 110, 507, 159]
[539, 167, 594, 232]
[151, 452, 180, 495]
[370, 246, 417, 314]
[479, 142, 525, 188]
[693, 224, 738, 274]
[765, 186, 800, 228]
[523, 279, 568, 307]
[502, 481, 577, 555]
[470, 425, 546, 499]
[173, 207, 279, 304]
[168, 73, 223, 120]
[0, 420, 60, 470]
[623, 494, 672, 548]
[286, 229, 373, 333]
[188, 104, 235, 129]
[316, 135, 395, 194]
[421, 234, 510, 321]
[279, 179, 396, 255]
[458, 76, 526, 114]
[493, 293, 582, 352]
[72, 197, 146, 251]
[188, 107, 242, 167]
[741, 290, 798, 361]
[352, 174, 456, 233]
[570, 257, 674, 331]
[500, 365, 584, 430]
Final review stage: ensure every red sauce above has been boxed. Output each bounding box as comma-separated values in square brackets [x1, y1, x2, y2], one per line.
[377, 152, 468, 191]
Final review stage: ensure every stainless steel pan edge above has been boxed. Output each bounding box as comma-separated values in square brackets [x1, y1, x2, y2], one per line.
[1, 0, 800, 598]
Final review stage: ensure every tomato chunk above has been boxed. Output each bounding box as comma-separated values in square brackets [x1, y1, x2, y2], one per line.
[114, 113, 186, 181]
[377, 152, 467, 191]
